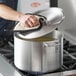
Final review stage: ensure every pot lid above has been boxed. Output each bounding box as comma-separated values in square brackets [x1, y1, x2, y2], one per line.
[16, 8, 64, 39]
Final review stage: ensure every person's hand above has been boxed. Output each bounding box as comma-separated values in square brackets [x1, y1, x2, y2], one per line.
[18, 14, 40, 28]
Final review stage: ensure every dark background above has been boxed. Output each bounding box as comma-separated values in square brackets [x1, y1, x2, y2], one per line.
[50, 0, 58, 7]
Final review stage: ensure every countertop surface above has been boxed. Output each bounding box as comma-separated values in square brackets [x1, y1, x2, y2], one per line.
[0, 55, 21, 76]
[42, 70, 76, 76]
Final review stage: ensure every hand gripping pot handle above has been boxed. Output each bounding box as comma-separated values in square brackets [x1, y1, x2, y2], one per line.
[28, 13, 65, 27]
[20, 14, 47, 31]
[25, 12, 65, 30]
[13, 8, 64, 39]
[4, 13, 46, 32]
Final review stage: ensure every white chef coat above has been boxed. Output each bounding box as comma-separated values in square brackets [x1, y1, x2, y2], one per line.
[17, 0, 50, 13]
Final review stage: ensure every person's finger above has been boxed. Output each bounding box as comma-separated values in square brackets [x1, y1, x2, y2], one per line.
[30, 15, 38, 22]
[26, 18, 34, 27]
[24, 21, 31, 27]
[29, 16, 39, 26]
[19, 15, 40, 28]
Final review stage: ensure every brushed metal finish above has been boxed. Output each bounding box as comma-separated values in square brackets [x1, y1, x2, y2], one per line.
[14, 35, 31, 71]
[31, 42, 43, 71]
[42, 30, 63, 72]
[14, 30, 63, 72]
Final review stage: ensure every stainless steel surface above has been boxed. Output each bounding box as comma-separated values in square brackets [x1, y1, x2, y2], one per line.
[14, 30, 63, 72]
[42, 30, 63, 72]
[42, 70, 76, 76]
[58, 0, 76, 44]
[17, 7, 64, 39]
[35, 7, 64, 25]
[0, 55, 22, 76]
[31, 42, 43, 71]
[0, 32, 76, 76]
[14, 36, 31, 71]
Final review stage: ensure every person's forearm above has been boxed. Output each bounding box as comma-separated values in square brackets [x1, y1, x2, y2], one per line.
[0, 4, 24, 21]
[0, 4, 39, 27]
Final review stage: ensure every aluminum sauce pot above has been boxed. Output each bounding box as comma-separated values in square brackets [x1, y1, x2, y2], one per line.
[14, 30, 63, 73]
